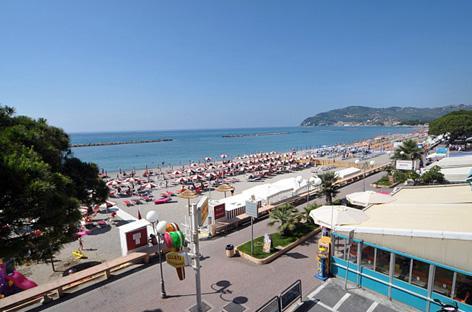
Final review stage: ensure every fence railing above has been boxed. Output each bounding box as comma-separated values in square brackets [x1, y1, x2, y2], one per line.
[256, 280, 302, 312]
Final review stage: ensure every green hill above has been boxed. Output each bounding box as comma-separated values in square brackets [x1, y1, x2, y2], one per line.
[300, 105, 472, 126]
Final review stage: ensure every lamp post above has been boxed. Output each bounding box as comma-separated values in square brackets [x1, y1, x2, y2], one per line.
[307, 176, 316, 203]
[296, 175, 303, 199]
[146, 210, 168, 299]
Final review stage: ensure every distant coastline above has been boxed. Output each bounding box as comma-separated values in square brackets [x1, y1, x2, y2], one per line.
[222, 131, 289, 138]
[71, 138, 173, 148]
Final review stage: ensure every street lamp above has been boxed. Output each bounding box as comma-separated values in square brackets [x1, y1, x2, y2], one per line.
[307, 176, 316, 203]
[355, 159, 374, 192]
[146, 210, 168, 299]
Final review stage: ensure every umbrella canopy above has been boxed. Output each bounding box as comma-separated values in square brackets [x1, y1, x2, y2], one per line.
[309, 205, 369, 229]
[215, 183, 234, 193]
[177, 189, 198, 199]
[346, 191, 394, 207]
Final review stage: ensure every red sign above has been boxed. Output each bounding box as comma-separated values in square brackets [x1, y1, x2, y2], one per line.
[125, 227, 148, 251]
[213, 204, 226, 219]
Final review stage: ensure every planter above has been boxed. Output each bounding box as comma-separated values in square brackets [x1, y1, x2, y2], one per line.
[236, 227, 321, 265]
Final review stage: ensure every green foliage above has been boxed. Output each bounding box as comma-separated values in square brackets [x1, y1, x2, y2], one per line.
[319, 172, 339, 204]
[375, 176, 393, 186]
[392, 139, 423, 160]
[268, 204, 301, 236]
[302, 204, 320, 224]
[0, 106, 107, 262]
[429, 110, 472, 141]
[238, 223, 318, 259]
[420, 166, 446, 185]
[393, 169, 420, 183]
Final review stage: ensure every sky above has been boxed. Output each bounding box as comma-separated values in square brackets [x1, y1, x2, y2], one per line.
[1, 0, 472, 133]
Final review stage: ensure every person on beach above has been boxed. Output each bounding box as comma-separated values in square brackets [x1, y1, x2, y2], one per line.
[78, 237, 84, 251]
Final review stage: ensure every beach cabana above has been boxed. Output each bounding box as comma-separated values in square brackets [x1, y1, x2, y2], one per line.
[309, 205, 369, 229]
[346, 191, 394, 207]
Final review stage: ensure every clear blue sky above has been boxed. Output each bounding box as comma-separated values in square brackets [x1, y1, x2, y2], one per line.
[1, 0, 471, 132]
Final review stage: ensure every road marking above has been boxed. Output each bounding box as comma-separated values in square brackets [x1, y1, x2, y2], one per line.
[366, 301, 379, 312]
[307, 282, 328, 300]
[332, 293, 350, 311]
[318, 301, 335, 311]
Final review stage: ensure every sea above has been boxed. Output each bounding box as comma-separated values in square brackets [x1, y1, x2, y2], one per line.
[70, 126, 416, 172]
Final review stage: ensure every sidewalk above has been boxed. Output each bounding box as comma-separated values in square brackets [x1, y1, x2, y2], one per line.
[294, 278, 416, 312]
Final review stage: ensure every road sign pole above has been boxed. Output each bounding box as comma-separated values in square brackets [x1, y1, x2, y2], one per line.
[251, 217, 254, 256]
[191, 204, 203, 312]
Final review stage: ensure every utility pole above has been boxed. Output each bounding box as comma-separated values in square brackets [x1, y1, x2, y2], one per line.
[190, 203, 203, 312]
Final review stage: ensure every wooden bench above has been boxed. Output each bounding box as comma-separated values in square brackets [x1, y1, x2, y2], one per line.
[0, 252, 149, 312]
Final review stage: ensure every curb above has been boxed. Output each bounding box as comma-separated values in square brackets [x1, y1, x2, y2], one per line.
[236, 227, 321, 265]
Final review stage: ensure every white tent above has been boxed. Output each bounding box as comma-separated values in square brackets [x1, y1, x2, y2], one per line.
[309, 205, 369, 229]
[346, 191, 394, 207]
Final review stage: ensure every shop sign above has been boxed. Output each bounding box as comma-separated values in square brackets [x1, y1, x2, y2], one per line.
[396, 160, 413, 170]
[166, 252, 185, 268]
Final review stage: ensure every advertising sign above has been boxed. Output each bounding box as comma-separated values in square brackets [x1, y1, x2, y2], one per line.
[245, 200, 259, 218]
[263, 233, 272, 253]
[396, 160, 413, 171]
[125, 227, 148, 251]
[166, 252, 186, 268]
[213, 203, 226, 219]
[197, 196, 209, 226]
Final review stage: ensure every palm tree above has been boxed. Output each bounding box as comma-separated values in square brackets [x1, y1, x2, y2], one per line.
[302, 204, 320, 224]
[319, 172, 339, 204]
[268, 204, 301, 236]
[392, 139, 422, 161]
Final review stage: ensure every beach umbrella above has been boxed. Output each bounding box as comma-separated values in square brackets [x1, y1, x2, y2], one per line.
[142, 182, 158, 190]
[175, 177, 187, 184]
[205, 157, 212, 162]
[191, 163, 199, 167]
[220, 154, 228, 159]
[216, 183, 234, 198]
[172, 170, 182, 176]
[310, 205, 369, 229]
[178, 189, 198, 215]
[346, 191, 394, 207]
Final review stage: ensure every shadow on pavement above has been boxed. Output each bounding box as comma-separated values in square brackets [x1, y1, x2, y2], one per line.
[295, 299, 319, 312]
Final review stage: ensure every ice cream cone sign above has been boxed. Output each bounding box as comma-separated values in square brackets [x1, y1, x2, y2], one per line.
[166, 251, 186, 280]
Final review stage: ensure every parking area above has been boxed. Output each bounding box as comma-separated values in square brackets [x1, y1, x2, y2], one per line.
[295, 279, 412, 312]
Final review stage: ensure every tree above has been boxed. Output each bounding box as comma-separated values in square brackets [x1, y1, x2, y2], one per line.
[420, 166, 446, 185]
[319, 172, 339, 204]
[392, 139, 423, 161]
[268, 204, 301, 236]
[0, 106, 107, 263]
[302, 204, 320, 224]
[429, 110, 472, 141]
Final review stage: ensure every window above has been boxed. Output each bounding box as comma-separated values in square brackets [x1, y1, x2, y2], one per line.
[433, 267, 454, 297]
[394, 254, 411, 283]
[375, 249, 390, 275]
[411, 260, 429, 289]
[349, 242, 358, 264]
[454, 273, 472, 305]
[333, 236, 347, 260]
[361, 245, 375, 270]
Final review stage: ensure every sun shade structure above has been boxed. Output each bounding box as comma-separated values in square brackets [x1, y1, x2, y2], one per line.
[178, 189, 198, 200]
[215, 183, 234, 197]
[346, 191, 395, 207]
[309, 205, 369, 229]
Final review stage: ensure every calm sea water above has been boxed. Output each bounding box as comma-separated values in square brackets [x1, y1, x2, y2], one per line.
[70, 126, 415, 172]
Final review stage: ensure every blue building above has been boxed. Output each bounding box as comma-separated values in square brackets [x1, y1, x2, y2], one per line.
[330, 185, 472, 311]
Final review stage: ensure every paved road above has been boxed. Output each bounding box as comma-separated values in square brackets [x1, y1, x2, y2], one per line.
[30, 172, 387, 312]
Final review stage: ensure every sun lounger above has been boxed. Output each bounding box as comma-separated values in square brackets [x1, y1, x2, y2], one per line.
[123, 200, 133, 206]
[154, 197, 171, 205]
